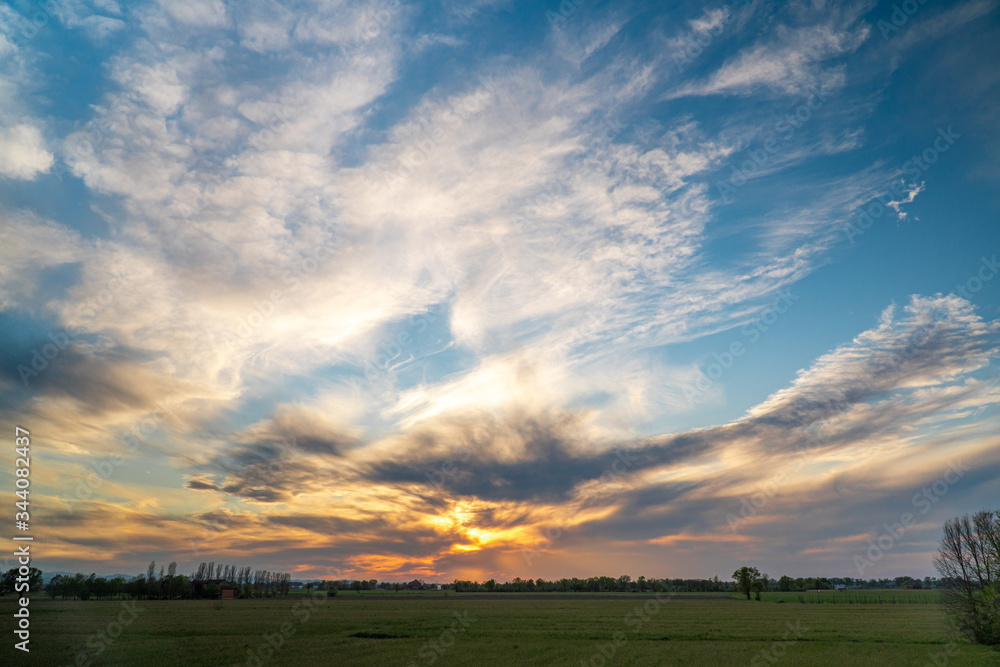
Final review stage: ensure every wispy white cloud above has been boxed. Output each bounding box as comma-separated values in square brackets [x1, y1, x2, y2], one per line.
[50, 0, 127, 41]
[668, 5, 871, 98]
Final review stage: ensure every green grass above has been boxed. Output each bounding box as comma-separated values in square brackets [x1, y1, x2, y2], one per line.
[755, 589, 942, 604]
[2, 593, 998, 666]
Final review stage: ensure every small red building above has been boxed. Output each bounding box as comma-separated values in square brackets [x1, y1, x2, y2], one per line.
[192, 578, 237, 599]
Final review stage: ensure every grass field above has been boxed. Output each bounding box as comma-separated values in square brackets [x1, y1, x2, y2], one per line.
[756, 589, 942, 604]
[3, 591, 998, 666]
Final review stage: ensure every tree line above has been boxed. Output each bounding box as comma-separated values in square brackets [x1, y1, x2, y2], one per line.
[444, 574, 943, 594]
[192, 561, 292, 598]
[3, 569, 954, 600]
[26, 560, 292, 601]
[447, 575, 728, 593]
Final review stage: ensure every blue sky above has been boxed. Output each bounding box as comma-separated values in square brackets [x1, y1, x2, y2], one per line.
[1, 0, 999, 582]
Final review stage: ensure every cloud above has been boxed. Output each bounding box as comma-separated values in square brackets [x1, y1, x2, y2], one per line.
[668, 6, 871, 98]
[443, 0, 515, 22]
[154, 0, 229, 28]
[745, 294, 997, 429]
[882, 0, 998, 53]
[412, 33, 465, 52]
[341, 295, 999, 550]
[887, 181, 924, 219]
[0, 124, 53, 179]
[23, 0, 865, 476]
[5, 0, 998, 581]
[50, 1, 127, 42]
[131, 286, 993, 580]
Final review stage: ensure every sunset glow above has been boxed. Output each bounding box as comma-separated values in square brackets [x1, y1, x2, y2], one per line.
[1, 0, 999, 588]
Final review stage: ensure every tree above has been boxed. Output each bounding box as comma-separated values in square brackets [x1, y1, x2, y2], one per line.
[91, 577, 109, 600]
[171, 575, 192, 599]
[934, 510, 1000, 645]
[732, 566, 761, 600]
[127, 576, 146, 600]
[167, 562, 177, 599]
[146, 561, 156, 599]
[1, 567, 42, 596]
[777, 575, 793, 592]
[45, 574, 65, 599]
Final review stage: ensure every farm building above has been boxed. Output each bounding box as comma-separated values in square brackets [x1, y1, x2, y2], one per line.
[192, 578, 237, 599]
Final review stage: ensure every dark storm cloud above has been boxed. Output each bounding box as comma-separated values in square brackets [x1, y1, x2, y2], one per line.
[202, 426, 359, 503]
[354, 295, 999, 508]
[3, 328, 180, 415]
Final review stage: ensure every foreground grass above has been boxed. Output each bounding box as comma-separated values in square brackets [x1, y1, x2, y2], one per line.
[2, 593, 998, 666]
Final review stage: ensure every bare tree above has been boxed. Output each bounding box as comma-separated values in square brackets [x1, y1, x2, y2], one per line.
[146, 561, 156, 600]
[934, 510, 1000, 645]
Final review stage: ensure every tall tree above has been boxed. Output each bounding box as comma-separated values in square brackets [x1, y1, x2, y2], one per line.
[167, 562, 177, 599]
[146, 561, 156, 599]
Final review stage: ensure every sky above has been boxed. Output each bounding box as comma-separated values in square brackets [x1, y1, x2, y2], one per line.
[0, 0, 999, 584]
